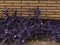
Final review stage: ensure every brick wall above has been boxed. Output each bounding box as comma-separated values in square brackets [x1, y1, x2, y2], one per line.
[0, 0, 60, 19]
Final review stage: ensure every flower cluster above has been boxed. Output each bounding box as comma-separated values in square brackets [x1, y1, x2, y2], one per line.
[0, 7, 60, 45]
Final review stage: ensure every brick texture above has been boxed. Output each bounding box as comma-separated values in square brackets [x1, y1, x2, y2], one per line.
[0, 0, 60, 19]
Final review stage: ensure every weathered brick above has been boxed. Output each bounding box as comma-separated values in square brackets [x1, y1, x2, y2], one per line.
[46, 10, 60, 12]
[30, 3, 46, 7]
[0, 0, 59, 19]
[22, 6, 37, 9]
[22, 14, 29, 17]
[41, 11, 55, 15]
[47, 3, 60, 6]
[6, 6, 21, 8]
[22, 1, 38, 3]
[13, 3, 29, 7]
[23, 11, 33, 13]
[0, 4, 12, 6]
[47, 15, 60, 18]
[40, 10, 46, 12]
[54, 18, 60, 20]
[56, 7, 60, 9]
[55, 12, 60, 15]
[41, 15, 46, 17]
[0, 1, 4, 4]
[39, 7, 55, 10]
[0, 6, 4, 8]
[0, 8, 4, 10]
[5, 1, 21, 4]
[57, 1, 60, 3]
[17, 8, 29, 12]
[40, 1, 56, 4]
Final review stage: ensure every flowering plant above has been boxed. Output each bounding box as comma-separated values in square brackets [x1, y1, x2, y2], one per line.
[0, 7, 60, 45]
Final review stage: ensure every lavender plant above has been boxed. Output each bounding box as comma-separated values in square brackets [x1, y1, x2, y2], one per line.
[0, 7, 60, 45]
